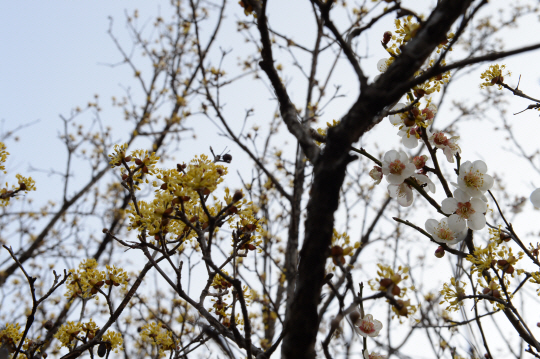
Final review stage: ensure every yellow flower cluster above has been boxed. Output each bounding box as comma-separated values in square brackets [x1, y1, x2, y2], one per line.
[413, 60, 451, 96]
[480, 64, 511, 89]
[0, 142, 37, 207]
[315, 119, 340, 146]
[467, 240, 524, 278]
[328, 229, 360, 270]
[65, 259, 129, 301]
[394, 16, 421, 44]
[0, 322, 23, 353]
[440, 277, 466, 311]
[369, 264, 417, 319]
[109, 143, 160, 189]
[110, 146, 265, 254]
[139, 322, 175, 358]
[55, 320, 122, 351]
[102, 329, 124, 353]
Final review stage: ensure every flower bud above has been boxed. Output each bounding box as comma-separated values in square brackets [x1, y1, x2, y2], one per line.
[19, 183, 27, 191]
[124, 156, 132, 162]
[391, 285, 401, 296]
[382, 31, 392, 45]
[142, 165, 149, 173]
[349, 311, 360, 324]
[161, 183, 168, 190]
[134, 158, 143, 165]
[102, 228, 108, 234]
[122, 174, 129, 181]
[98, 343, 107, 357]
[435, 246, 445, 258]
[43, 320, 54, 331]
[379, 278, 393, 288]
[222, 154, 232, 163]
[232, 190, 244, 203]
[331, 246, 343, 257]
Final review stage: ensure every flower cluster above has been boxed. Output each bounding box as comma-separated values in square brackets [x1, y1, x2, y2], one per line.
[328, 229, 360, 269]
[65, 259, 129, 301]
[373, 150, 435, 207]
[440, 277, 466, 311]
[369, 264, 417, 318]
[0, 142, 37, 207]
[139, 322, 175, 358]
[480, 64, 510, 89]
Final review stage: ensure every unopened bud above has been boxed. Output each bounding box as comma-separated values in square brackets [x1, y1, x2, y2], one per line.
[435, 246, 445, 258]
[222, 154, 232, 163]
[232, 190, 244, 203]
[349, 311, 360, 324]
[43, 320, 54, 331]
[331, 246, 344, 257]
[134, 158, 143, 165]
[382, 31, 392, 45]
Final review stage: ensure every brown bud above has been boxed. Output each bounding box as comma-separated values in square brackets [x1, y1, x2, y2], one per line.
[160, 183, 168, 190]
[164, 207, 173, 215]
[43, 320, 54, 331]
[222, 154, 232, 163]
[227, 206, 238, 214]
[391, 285, 401, 296]
[414, 89, 426, 98]
[247, 244, 256, 251]
[124, 156, 132, 162]
[122, 173, 129, 181]
[379, 278, 393, 288]
[404, 116, 416, 127]
[492, 289, 501, 298]
[500, 232, 511, 242]
[482, 288, 491, 295]
[98, 342, 107, 357]
[435, 246, 445, 258]
[105, 280, 112, 286]
[382, 31, 392, 45]
[190, 216, 198, 223]
[330, 246, 344, 257]
[349, 311, 361, 324]
[497, 259, 508, 267]
[102, 228, 108, 234]
[142, 165, 149, 174]
[506, 265, 515, 275]
[19, 183, 27, 191]
[216, 168, 224, 175]
[182, 196, 191, 202]
[134, 158, 143, 165]
[232, 190, 244, 203]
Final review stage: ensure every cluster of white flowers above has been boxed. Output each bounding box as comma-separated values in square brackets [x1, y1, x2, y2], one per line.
[370, 150, 435, 207]
[426, 160, 493, 246]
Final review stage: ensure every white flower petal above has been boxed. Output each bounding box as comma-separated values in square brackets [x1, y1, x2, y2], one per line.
[468, 213, 486, 230]
[441, 198, 458, 214]
[472, 160, 487, 173]
[531, 188, 540, 207]
[448, 214, 466, 233]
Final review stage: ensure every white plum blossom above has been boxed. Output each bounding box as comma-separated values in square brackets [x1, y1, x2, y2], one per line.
[425, 218, 467, 245]
[429, 131, 461, 163]
[381, 150, 416, 185]
[389, 103, 406, 127]
[531, 188, 540, 207]
[456, 160, 494, 199]
[364, 350, 387, 359]
[356, 314, 383, 337]
[369, 166, 383, 185]
[388, 182, 414, 207]
[398, 126, 421, 149]
[442, 189, 487, 231]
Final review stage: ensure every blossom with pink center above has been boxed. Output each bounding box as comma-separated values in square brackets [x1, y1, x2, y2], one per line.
[531, 188, 540, 207]
[398, 126, 421, 149]
[441, 189, 487, 231]
[369, 166, 383, 185]
[425, 217, 467, 245]
[381, 150, 415, 185]
[456, 160, 494, 199]
[428, 131, 461, 163]
[364, 350, 387, 359]
[356, 314, 383, 337]
[413, 155, 428, 169]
